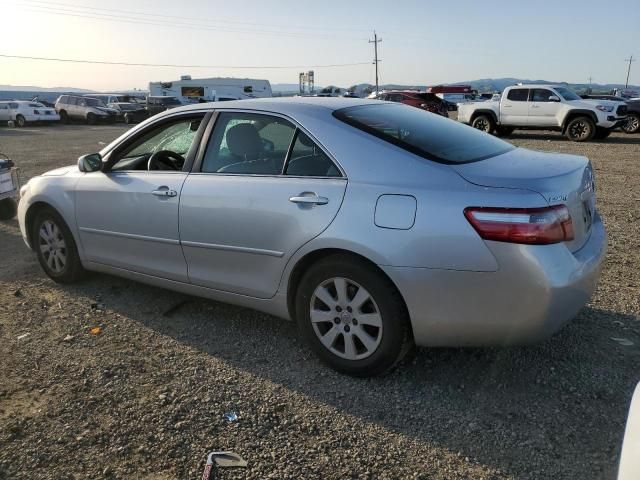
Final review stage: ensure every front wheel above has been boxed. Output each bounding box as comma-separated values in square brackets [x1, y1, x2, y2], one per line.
[295, 254, 413, 377]
[15, 115, 26, 127]
[471, 114, 496, 134]
[622, 114, 640, 134]
[0, 198, 17, 220]
[86, 113, 96, 125]
[32, 208, 85, 283]
[565, 116, 595, 142]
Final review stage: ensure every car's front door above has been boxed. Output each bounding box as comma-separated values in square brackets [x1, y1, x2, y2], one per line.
[528, 88, 563, 127]
[500, 88, 530, 125]
[75, 113, 208, 282]
[179, 111, 347, 298]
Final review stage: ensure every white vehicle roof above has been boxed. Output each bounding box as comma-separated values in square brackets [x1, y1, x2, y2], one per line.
[510, 84, 567, 89]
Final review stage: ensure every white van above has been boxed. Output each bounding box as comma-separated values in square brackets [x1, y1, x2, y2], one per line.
[0, 101, 60, 127]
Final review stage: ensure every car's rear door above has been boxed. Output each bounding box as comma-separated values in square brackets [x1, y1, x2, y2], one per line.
[179, 110, 347, 298]
[500, 88, 530, 125]
[75, 112, 209, 282]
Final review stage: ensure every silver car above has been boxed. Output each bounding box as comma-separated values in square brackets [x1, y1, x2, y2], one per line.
[17, 98, 606, 376]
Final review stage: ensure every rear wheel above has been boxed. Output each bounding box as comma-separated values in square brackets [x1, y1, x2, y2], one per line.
[565, 116, 595, 142]
[86, 113, 96, 125]
[295, 254, 413, 377]
[32, 208, 85, 283]
[593, 127, 612, 140]
[15, 115, 26, 127]
[471, 114, 496, 134]
[0, 198, 17, 220]
[622, 113, 640, 134]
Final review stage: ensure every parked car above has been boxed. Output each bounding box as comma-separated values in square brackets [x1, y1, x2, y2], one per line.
[55, 95, 118, 124]
[458, 84, 628, 141]
[17, 98, 606, 376]
[107, 102, 149, 124]
[581, 94, 640, 134]
[0, 157, 20, 219]
[146, 96, 182, 117]
[372, 90, 448, 117]
[0, 100, 60, 127]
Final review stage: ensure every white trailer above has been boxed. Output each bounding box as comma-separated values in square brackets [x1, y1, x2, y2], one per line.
[148, 75, 272, 103]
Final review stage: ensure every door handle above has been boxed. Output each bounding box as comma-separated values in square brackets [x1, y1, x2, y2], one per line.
[152, 187, 177, 197]
[289, 193, 329, 205]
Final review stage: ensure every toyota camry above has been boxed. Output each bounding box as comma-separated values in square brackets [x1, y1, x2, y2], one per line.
[17, 97, 607, 376]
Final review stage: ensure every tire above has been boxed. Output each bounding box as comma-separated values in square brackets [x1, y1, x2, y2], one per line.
[32, 208, 85, 283]
[124, 114, 132, 125]
[622, 113, 640, 134]
[59, 110, 69, 124]
[86, 113, 96, 125]
[471, 114, 496, 134]
[15, 115, 26, 128]
[496, 126, 514, 137]
[565, 116, 595, 142]
[295, 254, 413, 377]
[593, 127, 611, 140]
[0, 198, 17, 220]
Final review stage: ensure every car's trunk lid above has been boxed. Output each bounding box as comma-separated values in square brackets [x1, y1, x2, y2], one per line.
[452, 147, 596, 252]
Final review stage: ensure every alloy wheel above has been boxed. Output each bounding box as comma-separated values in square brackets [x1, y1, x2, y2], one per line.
[310, 277, 383, 360]
[474, 118, 490, 132]
[569, 121, 589, 140]
[624, 115, 639, 133]
[38, 220, 67, 273]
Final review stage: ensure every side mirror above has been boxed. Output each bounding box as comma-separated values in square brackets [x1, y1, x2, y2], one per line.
[78, 153, 102, 173]
[548, 95, 561, 102]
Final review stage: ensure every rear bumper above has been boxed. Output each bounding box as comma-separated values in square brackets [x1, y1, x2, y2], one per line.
[382, 213, 607, 347]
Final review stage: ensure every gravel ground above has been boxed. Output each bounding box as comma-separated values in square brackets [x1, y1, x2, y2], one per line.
[0, 124, 639, 480]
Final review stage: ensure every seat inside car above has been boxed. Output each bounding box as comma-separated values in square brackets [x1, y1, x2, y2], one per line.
[218, 123, 276, 174]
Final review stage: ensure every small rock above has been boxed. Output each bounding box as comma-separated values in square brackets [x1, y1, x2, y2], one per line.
[63, 334, 75, 342]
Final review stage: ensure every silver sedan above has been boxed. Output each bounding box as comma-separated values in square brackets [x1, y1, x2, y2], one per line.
[17, 98, 607, 376]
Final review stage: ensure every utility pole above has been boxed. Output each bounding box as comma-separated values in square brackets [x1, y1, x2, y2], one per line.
[369, 30, 382, 94]
[624, 55, 635, 88]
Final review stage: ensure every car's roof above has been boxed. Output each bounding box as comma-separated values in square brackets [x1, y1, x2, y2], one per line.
[172, 96, 381, 115]
[510, 84, 566, 89]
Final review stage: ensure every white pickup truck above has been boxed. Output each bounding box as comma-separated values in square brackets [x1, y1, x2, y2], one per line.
[457, 84, 628, 141]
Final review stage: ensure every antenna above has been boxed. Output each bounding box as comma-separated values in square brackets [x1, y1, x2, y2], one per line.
[369, 30, 382, 94]
[624, 55, 635, 88]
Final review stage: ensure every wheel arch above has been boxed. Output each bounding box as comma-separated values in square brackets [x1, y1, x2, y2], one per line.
[285, 247, 410, 326]
[24, 201, 79, 252]
[561, 110, 598, 132]
[470, 109, 498, 124]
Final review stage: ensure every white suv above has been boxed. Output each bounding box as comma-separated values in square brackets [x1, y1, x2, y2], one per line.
[0, 101, 60, 127]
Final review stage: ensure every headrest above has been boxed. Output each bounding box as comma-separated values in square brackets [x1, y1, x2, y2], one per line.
[226, 123, 263, 158]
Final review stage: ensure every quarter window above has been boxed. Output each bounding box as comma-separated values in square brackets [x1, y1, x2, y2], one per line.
[506, 89, 529, 101]
[201, 112, 295, 175]
[285, 131, 341, 177]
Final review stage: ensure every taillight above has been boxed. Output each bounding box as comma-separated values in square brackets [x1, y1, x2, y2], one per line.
[464, 205, 574, 245]
[33, 109, 40, 114]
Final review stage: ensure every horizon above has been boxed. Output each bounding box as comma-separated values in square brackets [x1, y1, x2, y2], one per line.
[1, 0, 638, 91]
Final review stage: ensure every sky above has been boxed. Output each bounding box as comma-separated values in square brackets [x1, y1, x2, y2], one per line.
[1, 0, 639, 91]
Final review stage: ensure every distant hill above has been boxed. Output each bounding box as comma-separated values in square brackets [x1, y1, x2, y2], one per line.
[0, 84, 95, 93]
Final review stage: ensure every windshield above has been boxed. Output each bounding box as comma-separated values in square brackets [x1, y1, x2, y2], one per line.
[160, 97, 181, 105]
[28, 103, 44, 107]
[85, 97, 106, 107]
[555, 87, 582, 101]
[333, 103, 514, 164]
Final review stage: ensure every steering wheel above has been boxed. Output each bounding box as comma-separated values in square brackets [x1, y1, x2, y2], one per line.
[147, 150, 185, 171]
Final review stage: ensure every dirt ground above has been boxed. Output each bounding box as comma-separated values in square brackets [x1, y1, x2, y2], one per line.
[0, 123, 639, 480]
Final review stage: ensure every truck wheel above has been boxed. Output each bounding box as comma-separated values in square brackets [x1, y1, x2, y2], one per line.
[496, 126, 514, 137]
[471, 115, 495, 134]
[622, 113, 640, 134]
[593, 127, 611, 140]
[15, 115, 26, 128]
[565, 116, 595, 142]
[86, 113, 96, 125]
[0, 198, 17, 220]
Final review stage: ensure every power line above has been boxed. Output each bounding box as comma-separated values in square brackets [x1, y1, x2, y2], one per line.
[20, 0, 373, 33]
[0, 53, 371, 70]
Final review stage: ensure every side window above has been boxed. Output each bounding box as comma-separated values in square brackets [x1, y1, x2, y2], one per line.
[389, 93, 403, 102]
[201, 112, 295, 175]
[531, 89, 554, 102]
[78, 98, 87, 107]
[506, 89, 529, 101]
[110, 116, 204, 171]
[0, 104, 8, 110]
[59, 96, 68, 104]
[285, 131, 341, 177]
[9, 103, 18, 109]
[68, 97, 78, 106]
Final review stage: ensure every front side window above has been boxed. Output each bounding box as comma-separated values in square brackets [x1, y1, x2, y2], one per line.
[0, 104, 8, 110]
[285, 131, 341, 177]
[110, 116, 203, 171]
[9, 103, 18, 109]
[506, 89, 529, 101]
[202, 112, 295, 175]
[531, 89, 555, 102]
[334, 103, 514, 164]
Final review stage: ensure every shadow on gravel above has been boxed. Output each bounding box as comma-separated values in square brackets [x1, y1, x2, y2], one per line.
[55, 273, 640, 479]
[506, 131, 640, 145]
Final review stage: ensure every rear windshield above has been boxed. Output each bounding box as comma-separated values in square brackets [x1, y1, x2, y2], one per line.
[333, 103, 514, 164]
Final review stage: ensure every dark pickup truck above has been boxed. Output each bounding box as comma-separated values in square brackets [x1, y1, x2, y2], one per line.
[581, 95, 640, 134]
